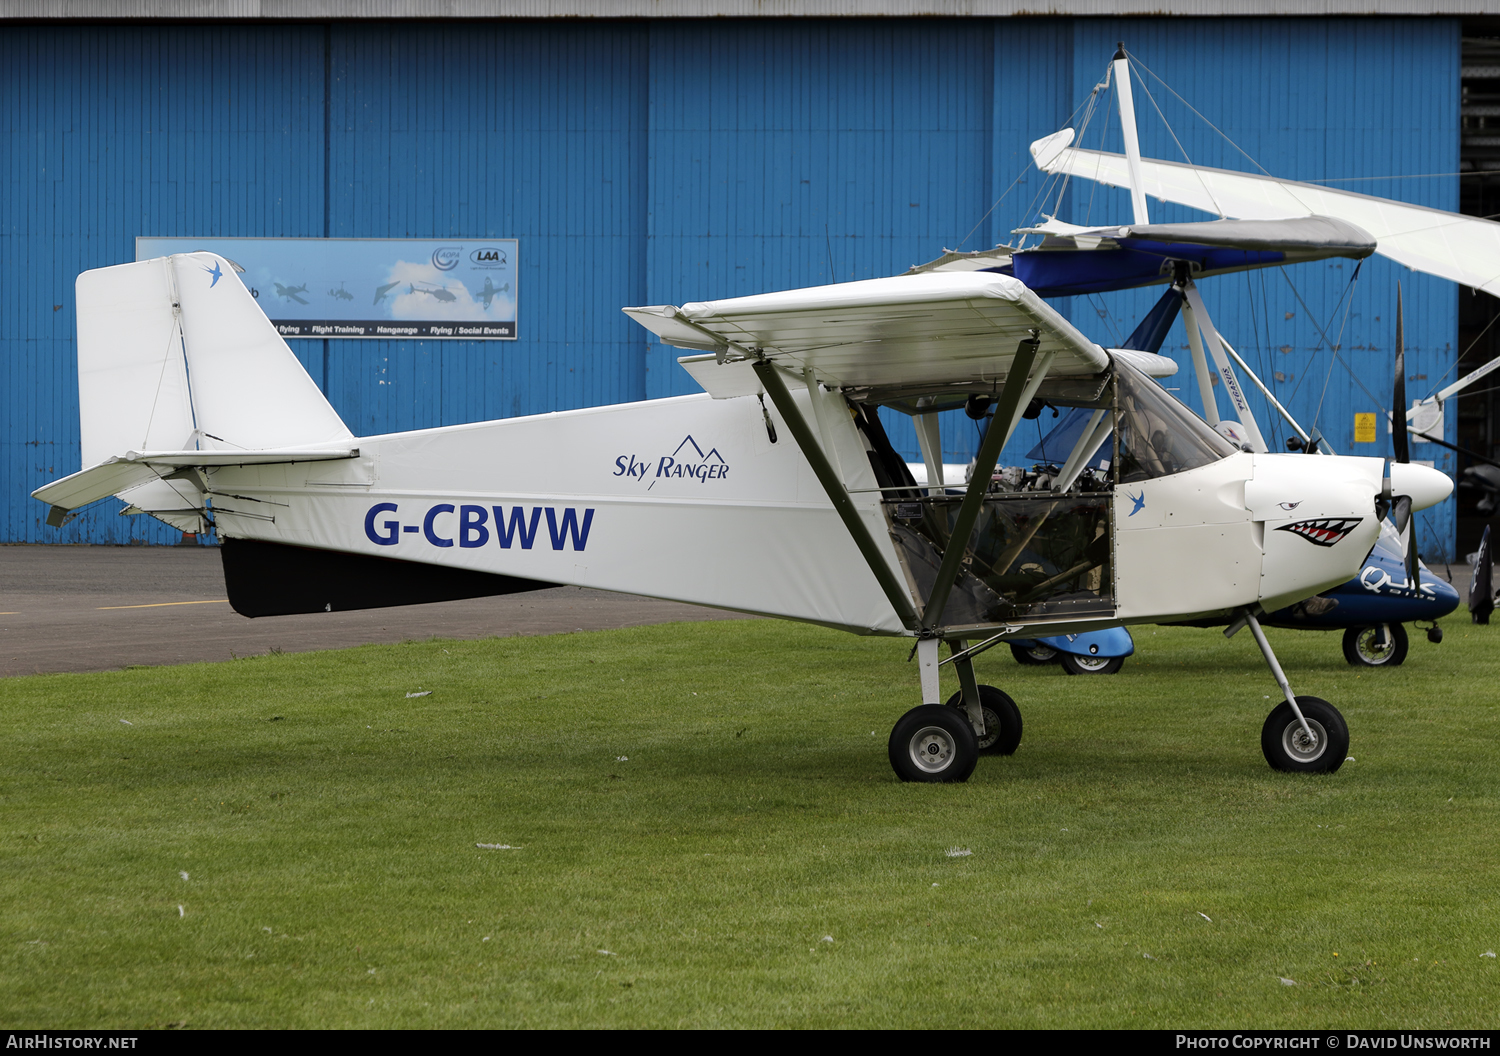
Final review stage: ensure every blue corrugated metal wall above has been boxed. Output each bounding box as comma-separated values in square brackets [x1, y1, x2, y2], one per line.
[0, 16, 1463, 555]
[2, 26, 328, 544]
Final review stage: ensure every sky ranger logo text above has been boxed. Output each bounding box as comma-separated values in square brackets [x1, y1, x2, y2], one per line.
[615, 435, 728, 490]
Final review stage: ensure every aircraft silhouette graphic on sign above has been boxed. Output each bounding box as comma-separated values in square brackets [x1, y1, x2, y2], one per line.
[478, 277, 510, 310]
[408, 282, 457, 303]
[273, 282, 309, 305]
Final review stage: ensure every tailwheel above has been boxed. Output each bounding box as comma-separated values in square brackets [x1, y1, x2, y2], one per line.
[1261, 696, 1349, 774]
[1059, 652, 1125, 676]
[1342, 623, 1408, 667]
[944, 685, 1023, 755]
[889, 705, 978, 783]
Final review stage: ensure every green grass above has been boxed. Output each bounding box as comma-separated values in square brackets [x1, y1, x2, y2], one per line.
[2, 619, 1498, 1028]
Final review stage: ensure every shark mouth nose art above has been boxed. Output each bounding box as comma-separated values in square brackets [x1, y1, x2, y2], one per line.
[1274, 518, 1364, 548]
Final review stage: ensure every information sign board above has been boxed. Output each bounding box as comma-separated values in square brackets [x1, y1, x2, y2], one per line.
[135, 237, 518, 340]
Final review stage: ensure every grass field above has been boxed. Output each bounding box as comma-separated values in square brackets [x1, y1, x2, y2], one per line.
[2, 617, 1498, 1028]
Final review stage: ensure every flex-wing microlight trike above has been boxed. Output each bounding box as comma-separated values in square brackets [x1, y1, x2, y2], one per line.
[33, 237, 1450, 782]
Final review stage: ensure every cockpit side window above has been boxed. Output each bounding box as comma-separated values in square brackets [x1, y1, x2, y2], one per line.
[1112, 354, 1236, 483]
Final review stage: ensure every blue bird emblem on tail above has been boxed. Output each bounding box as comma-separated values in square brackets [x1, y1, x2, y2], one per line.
[1127, 491, 1145, 516]
[204, 261, 223, 287]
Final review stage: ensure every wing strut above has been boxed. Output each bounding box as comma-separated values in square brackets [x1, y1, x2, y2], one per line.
[750, 359, 921, 632]
[921, 334, 1044, 633]
[1181, 281, 1268, 452]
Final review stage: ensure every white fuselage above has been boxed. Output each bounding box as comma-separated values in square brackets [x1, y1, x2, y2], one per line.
[202, 387, 1389, 637]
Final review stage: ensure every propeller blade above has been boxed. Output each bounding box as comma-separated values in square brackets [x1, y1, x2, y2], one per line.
[1407, 516, 1421, 590]
[1393, 284, 1409, 465]
[1389, 493, 1419, 586]
[1390, 494, 1412, 536]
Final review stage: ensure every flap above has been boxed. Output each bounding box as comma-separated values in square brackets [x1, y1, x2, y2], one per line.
[677, 355, 766, 399]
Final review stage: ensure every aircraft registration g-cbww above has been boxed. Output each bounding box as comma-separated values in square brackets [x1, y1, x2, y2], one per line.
[33, 236, 1450, 783]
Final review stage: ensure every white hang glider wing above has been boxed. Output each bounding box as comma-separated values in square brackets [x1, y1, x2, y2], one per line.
[1031, 129, 1500, 299]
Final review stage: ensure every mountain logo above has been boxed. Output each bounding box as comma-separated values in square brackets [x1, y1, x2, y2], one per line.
[614, 435, 729, 489]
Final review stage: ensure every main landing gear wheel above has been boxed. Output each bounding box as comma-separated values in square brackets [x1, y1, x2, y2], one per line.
[1010, 643, 1058, 666]
[888, 705, 978, 783]
[1342, 623, 1409, 667]
[1261, 696, 1349, 774]
[944, 685, 1023, 755]
[1059, 652, 1125, 676]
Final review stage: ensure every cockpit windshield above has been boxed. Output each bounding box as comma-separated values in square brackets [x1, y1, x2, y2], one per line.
[1113, 353, 1237, 482]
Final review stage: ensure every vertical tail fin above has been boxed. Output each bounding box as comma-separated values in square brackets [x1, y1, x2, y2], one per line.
[77, 252, 351, 465]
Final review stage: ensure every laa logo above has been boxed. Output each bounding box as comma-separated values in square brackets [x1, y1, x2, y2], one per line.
[615, 435, 729, 490]
[1275, 517, 1363, 548]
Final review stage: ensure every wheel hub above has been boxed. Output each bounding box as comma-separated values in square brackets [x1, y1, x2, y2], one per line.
[908, 725, 956, 773]
[1281, 717, 1327, 762]
[1356, 628, 1393, 663]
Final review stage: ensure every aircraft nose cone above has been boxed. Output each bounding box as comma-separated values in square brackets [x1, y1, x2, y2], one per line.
[1388, 461, 1453, 511]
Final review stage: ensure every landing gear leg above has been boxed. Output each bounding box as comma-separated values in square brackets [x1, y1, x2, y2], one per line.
[938, 638, 1024, 755]
[888, 638, 980, 782]
[948, 639, 987, 740]
[1232, 608, 1349, 774]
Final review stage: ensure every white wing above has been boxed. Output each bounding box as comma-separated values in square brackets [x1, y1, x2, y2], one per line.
[626, 272, 1111, 393]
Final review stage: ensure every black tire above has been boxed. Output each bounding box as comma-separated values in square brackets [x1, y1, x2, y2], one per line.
[944, 685, 1023, 755]
[1341, 623, 1409, 667]
[888, 704, 979, 783]
[1059, 652, 1125, 676]
[1260, 696, 1349, 774]
[1010, 642, 1059, 666]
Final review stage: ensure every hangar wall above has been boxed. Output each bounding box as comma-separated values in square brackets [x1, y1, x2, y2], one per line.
[0, 16, 1463, 555]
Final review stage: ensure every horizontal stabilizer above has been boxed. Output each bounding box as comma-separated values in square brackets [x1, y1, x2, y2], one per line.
[33, 447, 360, 518]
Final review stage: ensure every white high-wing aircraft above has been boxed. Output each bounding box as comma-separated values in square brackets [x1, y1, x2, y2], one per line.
[33, 245, 1451, 783]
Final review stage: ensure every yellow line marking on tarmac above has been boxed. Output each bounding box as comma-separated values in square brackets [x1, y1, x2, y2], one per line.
[97, 600, 231, 610]
[0, 612, 17, 615]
